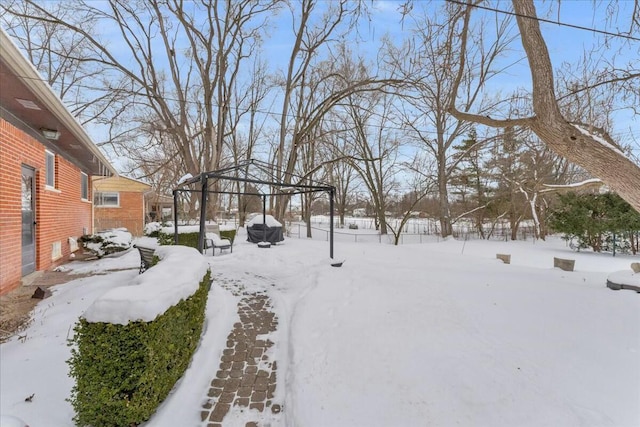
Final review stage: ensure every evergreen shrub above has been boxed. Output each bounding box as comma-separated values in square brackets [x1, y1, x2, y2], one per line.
[549, 192, 640, 254]
[158, 231, 199, 248]
[160, 229, 236, 247]
[67, 270, 211, 427]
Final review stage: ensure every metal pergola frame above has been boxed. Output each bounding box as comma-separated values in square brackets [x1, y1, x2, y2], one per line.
[172, 159, 337, 258]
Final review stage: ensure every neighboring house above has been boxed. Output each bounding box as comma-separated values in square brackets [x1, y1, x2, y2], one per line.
[0, 29, 116, 295]
[145, 191, 174, 223]
[93, 176, 151, 236]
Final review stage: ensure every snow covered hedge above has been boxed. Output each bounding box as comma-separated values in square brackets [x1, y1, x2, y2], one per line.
[157, 224, 237, 247]
[158, 225, 200, 247]
[68, 246, 210, 427]
[220, 229, 237, 243]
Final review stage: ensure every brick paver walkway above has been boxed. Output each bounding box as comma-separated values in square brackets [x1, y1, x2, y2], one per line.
[201, 282, 282, 426]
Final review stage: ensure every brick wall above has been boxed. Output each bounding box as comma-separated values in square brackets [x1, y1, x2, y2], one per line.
[94, 191, 145, 236]
[0, 118, 92, 294]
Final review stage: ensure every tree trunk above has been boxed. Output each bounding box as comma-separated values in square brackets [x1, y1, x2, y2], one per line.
[449, 0, 640, 215]
[513, 0, 640, 213]
[375, 204, 388, 235]
[510, 218, 519, 241]
[303, 192, 312, 238]
[438, 173, 453, 237]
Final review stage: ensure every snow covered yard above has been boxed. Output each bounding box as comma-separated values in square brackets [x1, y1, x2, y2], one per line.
[1, 234, 638, 426]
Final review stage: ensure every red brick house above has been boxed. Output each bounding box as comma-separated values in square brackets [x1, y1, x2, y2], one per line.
[0, 29, 116, 294]
[93, 176, 151, 236]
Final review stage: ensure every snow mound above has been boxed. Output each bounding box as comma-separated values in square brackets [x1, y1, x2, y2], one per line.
[607, 270, 640, 287]
[83, 246, 209, 324]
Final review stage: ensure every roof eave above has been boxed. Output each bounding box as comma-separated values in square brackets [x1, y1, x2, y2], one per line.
[0, 29, 117, 176]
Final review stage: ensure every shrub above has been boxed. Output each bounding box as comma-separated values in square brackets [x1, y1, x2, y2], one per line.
[549, 192, 640, 254]
[80, 228, 132, 258]
[143, 222, 162, 238]
[159, 225, 235, 248]
[158, 229, 175, 246]
[67, 270, 210, 427]
[158, 230, 200, 247]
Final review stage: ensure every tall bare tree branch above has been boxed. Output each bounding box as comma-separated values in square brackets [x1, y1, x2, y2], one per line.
[449, 0, 640, 213]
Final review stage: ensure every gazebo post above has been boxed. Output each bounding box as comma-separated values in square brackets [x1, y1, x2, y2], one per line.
[197, 175, 208, 254]
[329, 187, 335, 259]
[262, 194, 267, 242]
[173, 189, 179, 245]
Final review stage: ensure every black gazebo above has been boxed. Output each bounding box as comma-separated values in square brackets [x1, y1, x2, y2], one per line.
[172, 159, 337, 259]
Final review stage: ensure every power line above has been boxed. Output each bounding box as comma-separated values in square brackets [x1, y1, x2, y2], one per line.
[9, 67, 638, 143]
[5, 70, 463, 137]
[446, 0, 640, 42]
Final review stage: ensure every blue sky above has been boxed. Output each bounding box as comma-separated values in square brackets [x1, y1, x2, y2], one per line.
[249, 0, 638, 166]
[13, 0, 633, 170]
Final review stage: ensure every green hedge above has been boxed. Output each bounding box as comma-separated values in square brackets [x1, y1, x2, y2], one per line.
[67, 270, 211, 427]
[219, 229, 237, 244]
[159, 229, 236, 247]
[158, 231, 199, 248]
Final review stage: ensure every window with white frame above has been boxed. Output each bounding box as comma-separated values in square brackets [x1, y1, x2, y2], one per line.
[94, 191, 119, 207]
[81, 173, 89, 200]
[45, 150, 55, 187]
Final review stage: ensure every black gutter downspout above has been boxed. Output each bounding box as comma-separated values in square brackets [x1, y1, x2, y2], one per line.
[197, 175, 208, 253]
[329, 186, 335, 259]
[173, 189, 179, 245]
[262, 194, 267, 243]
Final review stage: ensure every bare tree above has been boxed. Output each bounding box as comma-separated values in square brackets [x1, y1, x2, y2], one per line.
[271, 3, 400, 223]
[386, 1, 515, 238]
[2, 0, 280, 186]
[449, 0, 640, 213]
[274, 0, 357, 185]
[1, 1, 127, 125]
[457, 105, 586, 240]
[340, 90, 403, 235]
[321, 130, 360, 227]
[224, 58, 273, 225]
[385, 157, 437, 245]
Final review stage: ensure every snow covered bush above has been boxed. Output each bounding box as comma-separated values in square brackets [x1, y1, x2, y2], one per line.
[158, 224, 236, 247]
[144, 221, 162, 237]
[79, 228, 132, 258]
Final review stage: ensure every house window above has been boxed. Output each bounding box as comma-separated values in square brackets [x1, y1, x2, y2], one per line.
[45, 150, 55, 187]
[81, 173, 89, 200]
[94, 191, 119, 207]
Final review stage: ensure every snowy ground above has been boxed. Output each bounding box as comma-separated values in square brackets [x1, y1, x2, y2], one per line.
[1, 231, 639, 427]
